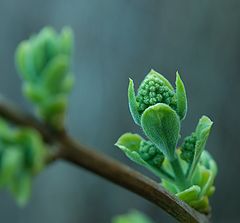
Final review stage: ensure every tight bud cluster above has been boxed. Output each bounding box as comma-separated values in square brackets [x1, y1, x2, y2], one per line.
[136, 73, 177, 114]
[180, 132, 197, 163]
[139, 140, 165, 168]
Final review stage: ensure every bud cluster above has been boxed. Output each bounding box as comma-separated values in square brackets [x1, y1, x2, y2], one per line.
[136, 73, 177, 114]
[180, 132, 197, 163]
[139, 140, 165, 168]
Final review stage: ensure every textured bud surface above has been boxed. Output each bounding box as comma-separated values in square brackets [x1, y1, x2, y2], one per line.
[180, 133, 197, 163]
[139, 140, 164, 168]
[136, 73, 177, 114]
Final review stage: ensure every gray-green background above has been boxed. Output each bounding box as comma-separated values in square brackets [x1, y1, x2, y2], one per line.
[0, 0, 238, 222]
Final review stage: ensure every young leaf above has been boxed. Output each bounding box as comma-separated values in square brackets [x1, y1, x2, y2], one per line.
[187, 116, 213, 179]
[1, 148, 24, 183]
[141, 103, 180, 161]
[115, 133, 145, 165]
[176, 185, 201, 203]
[161, 179, 179, 194]
[9, 173, 32, 206]
[189, 196, 210, 214]
[15, 41, 36, 81]
[128, 79, 141, 125]
[23, 83, 46, 103]
[42, 55, 69, 93]
[175, 72, 187, 120]
[59, 27, 74, 55]
[116, 133, 174, 182]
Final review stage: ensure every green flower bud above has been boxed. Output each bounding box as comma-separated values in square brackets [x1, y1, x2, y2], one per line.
[180, 132, 197, 163]
[128, 69, 187, 123]
[136, 71, 177, 115]
[15, 27, 74, 129]
[139, 140, 165, 168]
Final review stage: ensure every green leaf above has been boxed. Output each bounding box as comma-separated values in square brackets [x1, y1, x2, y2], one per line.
[15, 41, 36, 81]
[161, 179, 179, 193]
[175, 71, 187, 120]
[128, 79, 141, 125]
[141, 103, 180, 161]
[176, 185, 201, 203]
[200, 151, 218, 177]
[197, 164, 216, 198]
[116, 133, 175, 182]
[31, 34, 47, 74]
[115, 133, 145, 165]
[116, 133, 142, 152]
[61, 74, 74, 93]
[189, 196, 210, 213]
[9, 173, 32, 206]
[0, 119, 14, 143]
[59, 27, 74, 55]
[43, 95, 67, 115]
[42, 55, 69, 93]
[1, 148, 24, 184]
[187, 116, 213, 179]
[16, 129, 47, 174]
[23, 83, 46, 103]
[112, 210, 154, 223]
[40, 27, 58, 59]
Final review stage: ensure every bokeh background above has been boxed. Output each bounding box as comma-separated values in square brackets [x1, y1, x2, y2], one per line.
[0, 0, 238, 222]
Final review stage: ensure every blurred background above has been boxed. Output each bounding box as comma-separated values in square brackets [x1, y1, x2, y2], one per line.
[0, 0, 238, 222]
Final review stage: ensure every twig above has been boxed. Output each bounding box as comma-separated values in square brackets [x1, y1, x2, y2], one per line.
[0, 97, 210, 223]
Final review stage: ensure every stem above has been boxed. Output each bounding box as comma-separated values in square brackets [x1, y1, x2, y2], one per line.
[148, 166, 175, 184]
[170, 157, 189, 190]
[0, 97, 210, 223]
[186, 160, 194, 181]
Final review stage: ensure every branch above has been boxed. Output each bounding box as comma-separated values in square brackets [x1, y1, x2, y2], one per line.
[0, 97, 210, 223]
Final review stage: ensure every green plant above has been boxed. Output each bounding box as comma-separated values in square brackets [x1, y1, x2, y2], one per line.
[0, 26, 213, 223]
[116, 70, 217, 213]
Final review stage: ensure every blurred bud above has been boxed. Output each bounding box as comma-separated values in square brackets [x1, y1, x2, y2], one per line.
[0, 118, 47, 205]
[15, 27, 74, 129]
